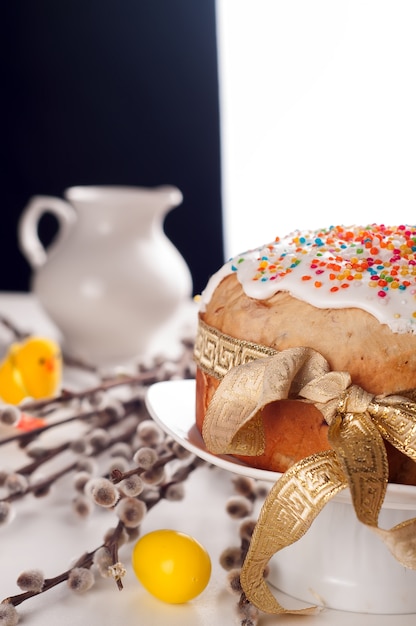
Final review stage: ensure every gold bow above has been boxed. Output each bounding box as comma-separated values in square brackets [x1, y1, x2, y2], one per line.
[202, 346, 416, 615]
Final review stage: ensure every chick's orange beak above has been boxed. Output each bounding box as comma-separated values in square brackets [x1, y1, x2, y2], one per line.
[41, 351, 62, 373]
[44, 357, 55, 372]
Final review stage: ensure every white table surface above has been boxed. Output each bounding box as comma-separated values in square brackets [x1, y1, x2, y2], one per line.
[0, 292, 414, 626]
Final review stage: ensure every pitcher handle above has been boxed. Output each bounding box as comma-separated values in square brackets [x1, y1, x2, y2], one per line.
[18, 195, 77, 268]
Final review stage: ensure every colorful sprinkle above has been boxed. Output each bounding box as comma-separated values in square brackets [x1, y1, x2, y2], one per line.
[224, 224, 416, 334]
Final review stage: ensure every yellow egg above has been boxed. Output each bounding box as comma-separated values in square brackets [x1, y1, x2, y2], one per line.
[131, 530, 211, 603]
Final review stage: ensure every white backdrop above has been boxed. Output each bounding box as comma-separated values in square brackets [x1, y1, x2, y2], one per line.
[216, 0, 416, 258]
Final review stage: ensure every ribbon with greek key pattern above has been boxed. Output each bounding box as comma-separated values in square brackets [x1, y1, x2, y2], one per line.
[195, 319, 416, 615]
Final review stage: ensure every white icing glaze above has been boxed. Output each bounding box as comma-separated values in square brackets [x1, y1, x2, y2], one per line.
[200, 224, 416, 334]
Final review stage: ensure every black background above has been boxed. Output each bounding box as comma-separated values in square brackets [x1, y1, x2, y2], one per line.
[1, 0, 223, 296]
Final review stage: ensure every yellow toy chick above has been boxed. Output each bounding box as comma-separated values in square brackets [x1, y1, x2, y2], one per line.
[0, 336, 62, 404]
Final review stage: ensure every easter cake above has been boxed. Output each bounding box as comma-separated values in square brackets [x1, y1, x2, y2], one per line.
[194, 224, 416, 485]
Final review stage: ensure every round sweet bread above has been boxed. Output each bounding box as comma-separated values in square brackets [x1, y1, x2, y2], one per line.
[194, 224, 416, 485]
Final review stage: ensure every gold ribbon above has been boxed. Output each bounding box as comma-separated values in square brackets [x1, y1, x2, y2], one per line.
[196, 322, 416, 615]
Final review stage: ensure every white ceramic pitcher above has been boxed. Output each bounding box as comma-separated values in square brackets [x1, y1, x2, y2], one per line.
[18, 185, 193, 366]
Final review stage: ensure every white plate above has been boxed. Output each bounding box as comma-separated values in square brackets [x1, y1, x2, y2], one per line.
[146, 378, 416, 510]
[146, 378, 279, 481]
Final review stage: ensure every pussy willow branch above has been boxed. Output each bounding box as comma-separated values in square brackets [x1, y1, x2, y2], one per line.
[3, 462, 79, 504]
[17, 370, 160, 414]
[110, 452, 176, 484]
[0, 315, 199, 615]
[3, 521, 124, 606]
[1, 338, 193, 424]
[1, 419, 140, 504]
[10, 395, 138, 473]
[0, 395, 142, 447]
[2, 456, 203, 608]
[17, 442, 69, 476]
